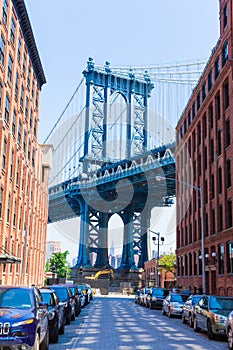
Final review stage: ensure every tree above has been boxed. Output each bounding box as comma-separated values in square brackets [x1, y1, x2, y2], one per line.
[47, 251, 71, 278]
[159, 253, 176, 275]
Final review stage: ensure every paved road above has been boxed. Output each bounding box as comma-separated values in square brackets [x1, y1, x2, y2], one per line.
[50, 295, 228, 350]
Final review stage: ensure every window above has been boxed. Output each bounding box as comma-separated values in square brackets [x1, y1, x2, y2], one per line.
[17, 38, 21, 62]
[22, 53, 26, 75]
[0, 187, 3, 218]
[28, 140, 31, 161]
[218, 130, 222, 156]
[6, 194, 10, 223]
[216, 93, 221, 120]
[203, 113, 207, 138]
[209, 104, 213, 128]
[13, 200, 16, 226]
[2, 0, 8, 26]
[30, 109, 33, 129]
[31, 80, 34, 98]
[12, 109, 16, 136]
[215, 57, 220, 80]
[17, 120, 22, 145]
[202, 82, 206, 101]
[32, 149, 35, 168]
[34, 119, 37, 137]
[0, 81, 2, 107]
[23, 130, 27, 153]
[192, 102, 196, 119]
[7, 55, 13, 82]
[211, 174, 215, 199]
[0, 35, 5, 66]
[25, 97, 29, 119]
[4, 95, 10, 124]
[35, 91, 39, 108]
[226, 119, 230, 147]
[222, 40, 228, 67]
[224, 80, 229, 110]
[10, 18, 15, 45]
[227, 158, 231, 188]
[227, 199, 232, 228]
[10, 149, 13, 179]
[208, 70, 212, 91]
[224, 5, 228, 28]
[15, 72, 19, 98]
[20, 84, 24, 108]
[2, 138, 7, 170]
[197, 93, 201, 110]
[210, 139, 214, 163]
[27, 66, 31, 88]
[219, 204, 223, 231]
[227, 241, 233, 273]
[218, 244, 224, 275]
[218, 167, 222, 194]
[212, 209, 215, 234]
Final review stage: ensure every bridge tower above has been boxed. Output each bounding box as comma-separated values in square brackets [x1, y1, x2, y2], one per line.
[76, 58, 155, 270]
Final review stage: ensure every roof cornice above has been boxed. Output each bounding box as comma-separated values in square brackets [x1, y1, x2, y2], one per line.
[12, 0, 46, 88]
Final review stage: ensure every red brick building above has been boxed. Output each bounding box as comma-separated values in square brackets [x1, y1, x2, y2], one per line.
[143, 258, 175, 289]
[0, 0, 51, 286]
[176, 0, 233, 296]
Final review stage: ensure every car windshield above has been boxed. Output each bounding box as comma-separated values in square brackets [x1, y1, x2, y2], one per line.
[171, 295, 188, 302]
[210, 297, 233, 310]
[69, 287, 75, 295]
[192, 296, 202, 305]
[53, 288, 67, 301]
[152, 289, 168, 297]
[0, 289, 33, 308]
[41, 292, 53, 305]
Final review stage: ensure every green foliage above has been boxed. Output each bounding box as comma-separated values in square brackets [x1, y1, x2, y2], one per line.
[47, 251, 71, 278]
[159, 253, 176, 274]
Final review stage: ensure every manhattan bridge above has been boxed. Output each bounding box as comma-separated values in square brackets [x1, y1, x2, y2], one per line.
[46, 58, 205, 270]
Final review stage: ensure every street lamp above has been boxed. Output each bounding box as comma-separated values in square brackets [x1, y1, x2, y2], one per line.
[156, 176, 206, 294]
[149, 230, 164, 287]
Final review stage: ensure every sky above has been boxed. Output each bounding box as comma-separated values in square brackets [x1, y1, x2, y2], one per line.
[24, 0, 220, 264]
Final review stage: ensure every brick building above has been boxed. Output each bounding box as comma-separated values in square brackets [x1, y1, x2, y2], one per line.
[176, 0, 233, 296]
[0, 0, 51, 286]
[143, 258, 175, 289]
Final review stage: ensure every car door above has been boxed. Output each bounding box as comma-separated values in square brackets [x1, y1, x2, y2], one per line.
[196, 296, 208, 330]
[34, 288, 48, 339]
[164, 295, 170, 313]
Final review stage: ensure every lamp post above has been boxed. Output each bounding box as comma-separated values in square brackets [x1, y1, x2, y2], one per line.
[156, 176, 206, 294]
[149, 229, 164, 287]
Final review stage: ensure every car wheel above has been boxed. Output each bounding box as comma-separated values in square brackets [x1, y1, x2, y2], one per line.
[181, 312, 186, 324]
[207, 319, 215, 340]
[161, 307, 166, 315]
[32, 333, 40, 350]
[40, 329, 49, 350]
[50, 325, 59, 343]
[227, 326, 233, 350]
[66, 311, 71, 325]
[193, 317, 200, 333]
[189, 314, 194, 328]
[59, 318, 65, 335]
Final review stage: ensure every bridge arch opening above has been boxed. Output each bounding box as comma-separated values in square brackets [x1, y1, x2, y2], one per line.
[108, 213, 124, 267]
[108, 92, 127, 161]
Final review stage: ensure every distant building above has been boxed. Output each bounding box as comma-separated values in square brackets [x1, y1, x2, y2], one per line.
[46, 241, 61, 261]
[176, 0, 233, 295]
[0, 0, 51, 286]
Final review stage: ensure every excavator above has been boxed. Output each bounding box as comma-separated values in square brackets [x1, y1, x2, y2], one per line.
[85, 269, 114, 280]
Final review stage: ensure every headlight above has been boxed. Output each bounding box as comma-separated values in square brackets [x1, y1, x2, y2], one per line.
[13, 319, 34, 327]
[214, 314, 226, 323]
[48, 311, 56, 320]
[152, 297, 157, 301]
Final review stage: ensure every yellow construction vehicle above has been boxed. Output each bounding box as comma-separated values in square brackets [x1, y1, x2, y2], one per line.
[85, 269, 114, 280]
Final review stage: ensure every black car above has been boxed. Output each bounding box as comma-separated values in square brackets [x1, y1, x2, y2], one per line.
[61, 284, 82, 316]
[146, 287, 170, 309]
[40, 288, 66, 343]
[0, 286, 49, 350]
[48, 285, 76, 325]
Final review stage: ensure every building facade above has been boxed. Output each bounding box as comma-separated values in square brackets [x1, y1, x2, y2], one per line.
[0, 0, 50, 286]
[176, 0, 233, 296]
[143, 258, 175, 289]
[46, 241, 61, 262]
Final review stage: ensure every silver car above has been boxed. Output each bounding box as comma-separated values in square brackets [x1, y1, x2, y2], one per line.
[182, 294, 204, 327]
[226, 310, 233, 350]
[162, 293, 189, 317]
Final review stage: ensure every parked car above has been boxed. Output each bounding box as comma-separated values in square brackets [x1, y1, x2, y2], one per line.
[140, 287, 151, 306]
[0, 286, 49, 349]
[48, 285, 76, 325]
[40, 287, 65, 343]
[181, 294, 204, 327]
[60, 284, 81, 316]
[226, 310, 233, 350]
[77, 284, 90, 305]
[193, 295, 233, 339]
[77, 286, 86, 308]
[135, 289, 143, 304]
[85, 283, 93, 301]
[146, 287, 170, 309]
[162, 293, 189, 317]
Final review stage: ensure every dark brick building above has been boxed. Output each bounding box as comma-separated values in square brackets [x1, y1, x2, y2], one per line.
[176, 0, 233, 296]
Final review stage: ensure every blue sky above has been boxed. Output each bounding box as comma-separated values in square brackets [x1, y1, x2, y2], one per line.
[25, 0, 219, 143]
[24, 0, 220, 263]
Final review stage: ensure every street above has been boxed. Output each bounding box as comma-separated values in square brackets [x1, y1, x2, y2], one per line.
[50, 294, 228, 350]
